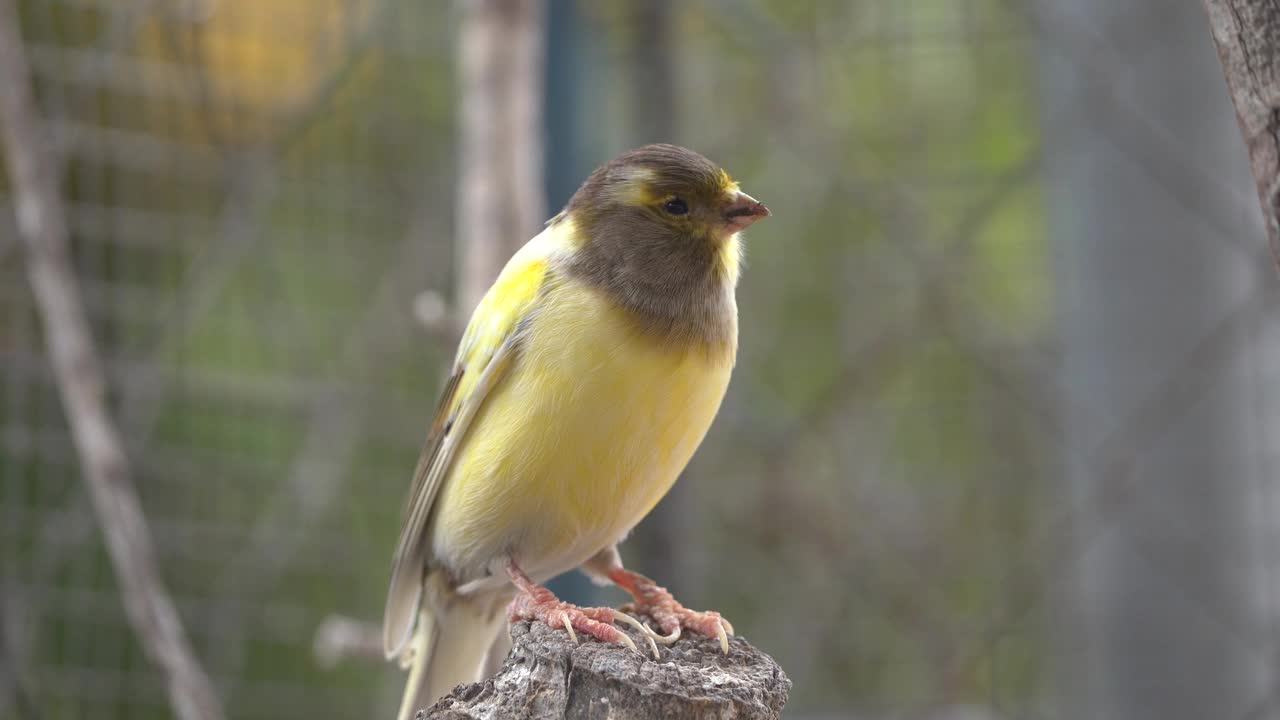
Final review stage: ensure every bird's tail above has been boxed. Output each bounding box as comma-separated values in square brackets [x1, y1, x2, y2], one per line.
[395, 592, 508, 720]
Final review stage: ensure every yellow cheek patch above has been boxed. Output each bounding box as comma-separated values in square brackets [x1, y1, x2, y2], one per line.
[718, 236, 742, 285]
[718, 169, 740, 193]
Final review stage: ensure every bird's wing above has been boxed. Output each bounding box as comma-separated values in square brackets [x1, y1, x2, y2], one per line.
[383, 245, 552, 659]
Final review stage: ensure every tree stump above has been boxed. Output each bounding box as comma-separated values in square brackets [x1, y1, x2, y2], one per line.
[421, 616, 790, 719]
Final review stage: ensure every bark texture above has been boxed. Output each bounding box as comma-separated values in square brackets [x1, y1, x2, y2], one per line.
[1202, 0, 1280, 265]
[421, 619, 790, 720]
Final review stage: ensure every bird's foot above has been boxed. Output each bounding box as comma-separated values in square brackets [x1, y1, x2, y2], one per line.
[609, 568, 735, 654]
[505, 560, 659, 657]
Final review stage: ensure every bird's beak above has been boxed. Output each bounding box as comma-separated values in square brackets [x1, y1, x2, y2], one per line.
[722, 191, 771, 233]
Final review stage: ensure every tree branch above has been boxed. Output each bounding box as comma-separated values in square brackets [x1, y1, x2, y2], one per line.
[0, 3, 225, 720]
[1202, 0, 1280, 267]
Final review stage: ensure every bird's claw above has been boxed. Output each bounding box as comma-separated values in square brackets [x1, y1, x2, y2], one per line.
[509, 593, 644, 655]
[632, 620, 680, 646]
[609, 609, 660, 658]
[619, 578, 736, 654]
[662, 609, 731, 654]
[559, 611, 578, 646]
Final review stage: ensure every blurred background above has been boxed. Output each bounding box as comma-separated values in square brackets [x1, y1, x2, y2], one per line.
[2, 0, 1278, 718]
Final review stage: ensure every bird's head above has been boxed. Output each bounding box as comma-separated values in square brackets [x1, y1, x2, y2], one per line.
[561, 144, 770, 252]
[557, 144, 765, 349]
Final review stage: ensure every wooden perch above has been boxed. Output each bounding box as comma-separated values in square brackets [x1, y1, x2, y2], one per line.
[419, 617, 790, 720]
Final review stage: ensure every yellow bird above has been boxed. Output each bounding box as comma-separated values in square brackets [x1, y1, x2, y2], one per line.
[383, 144, 770, 718]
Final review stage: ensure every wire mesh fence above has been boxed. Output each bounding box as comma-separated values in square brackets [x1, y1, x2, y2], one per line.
[0, 1, 1275, 719]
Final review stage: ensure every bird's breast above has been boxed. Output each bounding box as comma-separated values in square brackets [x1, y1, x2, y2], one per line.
[430, 279, 735, 585]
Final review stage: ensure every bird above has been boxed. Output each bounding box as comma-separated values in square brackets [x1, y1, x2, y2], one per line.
[383, 143, 770, 719]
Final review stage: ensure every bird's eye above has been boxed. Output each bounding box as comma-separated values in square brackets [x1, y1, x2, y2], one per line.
[663, 198, 689, 215]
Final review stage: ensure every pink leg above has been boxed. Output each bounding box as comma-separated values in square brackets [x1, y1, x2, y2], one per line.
[607, 567, 735, 654]
[505, 560, 657, 656]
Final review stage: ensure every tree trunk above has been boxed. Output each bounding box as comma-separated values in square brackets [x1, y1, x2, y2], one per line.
[1202, 0, 1280, 267]
[423, 619, 790, 719]
[455, 0, 547, 313]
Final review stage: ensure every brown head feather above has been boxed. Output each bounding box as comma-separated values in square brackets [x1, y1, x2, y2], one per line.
[557, 144, 749, 355]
